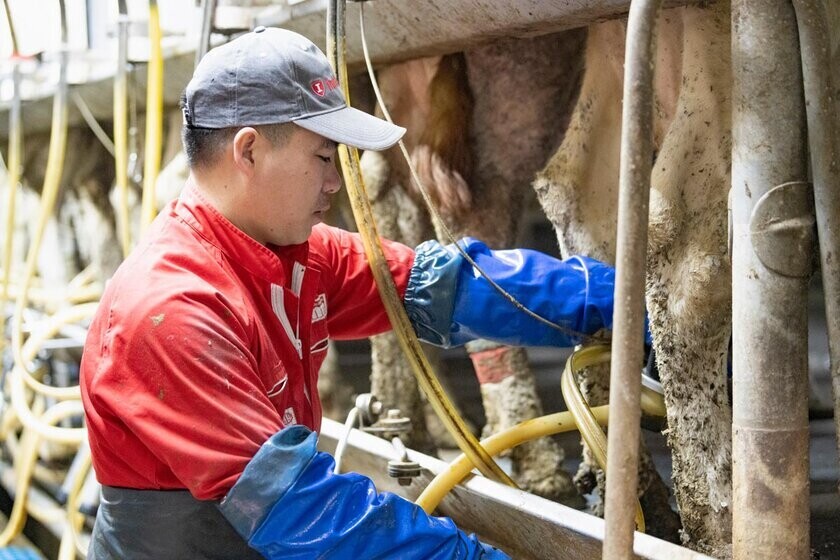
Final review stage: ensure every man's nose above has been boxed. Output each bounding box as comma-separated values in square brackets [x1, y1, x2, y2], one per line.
[324, 162, 342, 194]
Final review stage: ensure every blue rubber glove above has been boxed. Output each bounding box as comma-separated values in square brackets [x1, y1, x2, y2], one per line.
[220, 426, 509, 560]
[405, 238, 620, 348]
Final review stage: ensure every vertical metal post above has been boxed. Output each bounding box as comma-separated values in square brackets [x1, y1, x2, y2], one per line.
[791, 0, 840, 493]
[114, 0, 131, 258]
[603, 0, 661, 557]
[195, 0, 217, 68]
[731, 1, 811, 558]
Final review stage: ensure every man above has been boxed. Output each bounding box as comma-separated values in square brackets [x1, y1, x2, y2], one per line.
[81, 27, 617, 559]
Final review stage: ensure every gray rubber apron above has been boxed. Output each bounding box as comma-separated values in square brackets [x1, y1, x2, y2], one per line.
[88, 486, 265, 559]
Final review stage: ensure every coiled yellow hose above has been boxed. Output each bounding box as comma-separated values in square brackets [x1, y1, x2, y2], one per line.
[10, 0, 69, 398]
[416, 406, 609, 513]
[0, 4, 97, 554]
[0, 400, 85, 547]
[9, 303, 96, 441]
[417, 346, 666, 531]
[560, 345, 646, 532]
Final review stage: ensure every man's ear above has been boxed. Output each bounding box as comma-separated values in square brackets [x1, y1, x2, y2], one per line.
[232, 127, 259, 175]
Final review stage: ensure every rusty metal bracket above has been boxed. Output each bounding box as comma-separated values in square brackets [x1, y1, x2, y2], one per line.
[749, 181, 815, 278]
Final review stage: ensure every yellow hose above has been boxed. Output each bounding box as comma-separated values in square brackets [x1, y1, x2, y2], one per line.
[418, 346, 667, 528]
[140, 0, 163, 231]
[416, 406, 609, 513]
[13, 303, 96, 401]
[9, 303, 95, 443]
[3, 398, 69, 524]
[0, 62, 22, 358]
[3, 431, 66, 487]
[10, 16, 69, 394]
[560, 345, 645, 532]
[0, 8, 89, 547]
[58, 444, 91, 560]
[326, 0, 515, 487]
[0, 400, 85, 547]
[114, 2, 131, 257]
[2, 281, 102, 309]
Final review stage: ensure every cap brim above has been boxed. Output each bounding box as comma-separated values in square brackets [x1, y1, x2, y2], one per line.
[293, 106, 405, 151]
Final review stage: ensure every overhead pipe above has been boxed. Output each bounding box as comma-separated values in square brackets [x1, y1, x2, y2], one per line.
[140, 0, 163, 230]
[791, 0, 840, 493]
[114, 0, 131, 257]
[602, 0, 661, 558]
[731, 1, 811, 558]
[325, 0, 515, 487]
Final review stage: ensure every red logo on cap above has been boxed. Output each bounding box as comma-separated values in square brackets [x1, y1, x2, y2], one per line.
[310, 77, 339, 97]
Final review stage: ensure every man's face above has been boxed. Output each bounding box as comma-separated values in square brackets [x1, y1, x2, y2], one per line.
[249, 126, 340, 246]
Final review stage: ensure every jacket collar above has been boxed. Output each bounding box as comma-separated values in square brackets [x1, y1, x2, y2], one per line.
[174, 181, 310, 285]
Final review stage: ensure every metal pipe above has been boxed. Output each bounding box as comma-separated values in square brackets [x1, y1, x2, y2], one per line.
[333, 407, 358, 474]
[791, 0, 840, 496]
[195, 0, 217, 69]
[1, 0, 18, 55]
[731, 1, 811, 558]
[603, 0, 661, 557]
[71, 90, 115, 156]
[114, 0, 131, 257]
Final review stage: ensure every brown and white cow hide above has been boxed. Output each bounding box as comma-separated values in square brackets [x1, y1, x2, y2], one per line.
[359, 57, 463, 454]
[360, 33, 592, 505]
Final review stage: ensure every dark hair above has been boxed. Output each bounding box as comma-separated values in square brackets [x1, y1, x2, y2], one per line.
[180, 92, 295, 169]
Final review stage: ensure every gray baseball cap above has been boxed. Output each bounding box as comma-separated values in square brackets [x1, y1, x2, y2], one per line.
[183, 26, 405, 151]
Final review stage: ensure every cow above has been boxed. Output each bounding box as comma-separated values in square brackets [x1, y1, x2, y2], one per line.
[356, 0, 749, 552]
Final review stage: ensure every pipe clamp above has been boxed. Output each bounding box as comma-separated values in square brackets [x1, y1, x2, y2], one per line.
[749, 181, 815, 278]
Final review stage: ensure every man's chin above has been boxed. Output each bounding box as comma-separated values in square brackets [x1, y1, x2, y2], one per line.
[272, 227, 314, 247]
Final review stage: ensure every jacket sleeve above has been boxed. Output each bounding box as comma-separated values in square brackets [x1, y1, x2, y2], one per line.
[309, 225, 415, 340]
[219, 426, 510, 560]
[403, 238, 619, 348]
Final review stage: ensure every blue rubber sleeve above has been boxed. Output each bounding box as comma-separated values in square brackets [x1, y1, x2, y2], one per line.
[404, 238, 620, 348]
[219, 426, 509, 560]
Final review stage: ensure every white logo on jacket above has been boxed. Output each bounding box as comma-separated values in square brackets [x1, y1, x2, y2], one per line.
[283, 407, 297, 426]
[312, 293, 327, 322]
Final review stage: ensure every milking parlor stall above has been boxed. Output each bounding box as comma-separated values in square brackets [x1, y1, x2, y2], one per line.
[0, 0, 838, 558]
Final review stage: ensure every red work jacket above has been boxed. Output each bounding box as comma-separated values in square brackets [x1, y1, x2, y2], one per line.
[80, 183, 414, 500]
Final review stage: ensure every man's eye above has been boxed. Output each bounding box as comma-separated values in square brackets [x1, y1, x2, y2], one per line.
[317, 155, 332, 163]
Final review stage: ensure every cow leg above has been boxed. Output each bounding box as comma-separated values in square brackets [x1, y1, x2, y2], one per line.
[647, 3, 733, 554]
[447, 32, 585, 505]
[358, 59, 459, 454]
[533, 17, 682, 540]
[358, 147, 439, 453]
